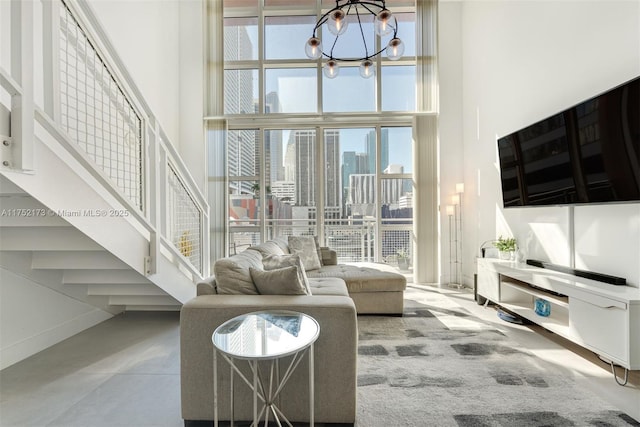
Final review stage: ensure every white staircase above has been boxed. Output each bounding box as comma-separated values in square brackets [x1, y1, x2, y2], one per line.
[0, 162, 187, 313]
[0, 0, 209, 316]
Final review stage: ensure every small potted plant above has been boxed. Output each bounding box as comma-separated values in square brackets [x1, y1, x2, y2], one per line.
[495, 236, 517, 260]
[396, 247, 410, 271]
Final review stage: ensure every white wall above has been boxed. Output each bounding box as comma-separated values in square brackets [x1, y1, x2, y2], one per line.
[178, 0, 206, 193]
[438, 1, 464, 285]
[440, 0, 640, 287]
[87, 0, 181, 148]
[0, 253, 112, 370]
[87, 0, 206, 192]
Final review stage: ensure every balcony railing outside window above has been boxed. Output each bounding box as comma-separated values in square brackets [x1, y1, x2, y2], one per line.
[229, 218, 412, 269]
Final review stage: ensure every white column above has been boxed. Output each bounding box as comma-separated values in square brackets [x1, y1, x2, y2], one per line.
[413, 115, 439, 284]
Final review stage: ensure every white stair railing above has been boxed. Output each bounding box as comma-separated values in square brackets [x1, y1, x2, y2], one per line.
[1, 0, 209, 280]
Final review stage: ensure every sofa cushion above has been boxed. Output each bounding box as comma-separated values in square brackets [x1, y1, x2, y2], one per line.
[249, 266, 308, 295]
[213, 249, 263, 295]
[308, 277, 349, 297]
[248, 240, 287, 257]
[288, 236, 322, 271]
[263, 254, 312, 295]
[306, 264, 406, 293]
[271, 237, 291, 254]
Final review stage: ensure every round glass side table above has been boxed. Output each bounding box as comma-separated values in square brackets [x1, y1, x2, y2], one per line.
[212, 310, 320, 427]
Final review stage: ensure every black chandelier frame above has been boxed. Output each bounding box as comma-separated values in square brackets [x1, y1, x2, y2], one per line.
[311, 0, 400, 62]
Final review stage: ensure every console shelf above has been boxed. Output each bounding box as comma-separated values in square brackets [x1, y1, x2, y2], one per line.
[499, 279, 570, 337]
[477, 258, 640, 374]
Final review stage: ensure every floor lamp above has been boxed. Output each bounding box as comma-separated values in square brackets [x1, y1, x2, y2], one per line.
[446, 204, 462, 288]
[455, 183, 464, 288]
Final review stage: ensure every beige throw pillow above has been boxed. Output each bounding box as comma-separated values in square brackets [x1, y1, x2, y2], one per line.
[249, 266, 308, 295]
[214, 250, 263, 295]
[288, 236, 322, 271]
[263, 254, 312, 295]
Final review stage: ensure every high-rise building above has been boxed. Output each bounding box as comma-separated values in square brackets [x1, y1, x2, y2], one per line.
[365, 129, 389, 173]
[342, 151, 370, 216]
[224, 25, 256, 195]
[348, 174, 376, 217]
[270, 181, 296, 204]
[289, 130, 316, 206]
[324, 130, 341, 219]
[265, 93, 284, 184]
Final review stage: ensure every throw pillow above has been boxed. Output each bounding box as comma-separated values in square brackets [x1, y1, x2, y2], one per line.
[214, 250, 263, 295]
[249, 266, 308, 295]
[263, 254, 312, 295]
[288, 236, 322, 271]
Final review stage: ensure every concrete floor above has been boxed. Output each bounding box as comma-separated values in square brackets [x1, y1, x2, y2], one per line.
[1, 286, 638, 426]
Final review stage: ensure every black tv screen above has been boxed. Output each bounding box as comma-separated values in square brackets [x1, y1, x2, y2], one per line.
[498, 76, 640, 207]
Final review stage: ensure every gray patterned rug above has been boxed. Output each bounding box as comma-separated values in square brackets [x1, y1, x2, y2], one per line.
[355, 285, 639, 427]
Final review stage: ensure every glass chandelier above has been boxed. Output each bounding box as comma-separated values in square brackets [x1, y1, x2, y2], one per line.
[305, 0, 404, 79]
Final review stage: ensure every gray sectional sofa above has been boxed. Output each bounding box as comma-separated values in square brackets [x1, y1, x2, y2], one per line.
[180, 237, 406, 426]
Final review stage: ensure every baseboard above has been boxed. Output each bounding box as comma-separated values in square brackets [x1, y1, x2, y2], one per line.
[0, 309, 112, 370]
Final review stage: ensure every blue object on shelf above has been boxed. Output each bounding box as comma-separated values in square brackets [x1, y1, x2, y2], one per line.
[534, 298, 551, 317]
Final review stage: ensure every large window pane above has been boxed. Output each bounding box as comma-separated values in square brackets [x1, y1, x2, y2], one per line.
[227, 129, 258, 177]
[265, 16, 316, 60]
[224, 17, 258, 61]
[381, 127, 413, 173]
[323, 128, 375, 219]
[323, 67, 375, 112]
[381, 65, 416, 111]
[224, 69, 258, 114]
[323, 128, 376, 262]
[264, 129, 317, 237]
[265, 68, 317, 113]
[264, 129, 317, 208]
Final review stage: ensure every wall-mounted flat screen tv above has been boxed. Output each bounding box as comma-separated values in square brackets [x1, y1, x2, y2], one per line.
[498, 76, 640, 207]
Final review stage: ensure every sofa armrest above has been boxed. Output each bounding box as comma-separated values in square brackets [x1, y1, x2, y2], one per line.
[180, 294, 357, 423]
[195, 275, 216, 295]
[320, 246, 338, 265]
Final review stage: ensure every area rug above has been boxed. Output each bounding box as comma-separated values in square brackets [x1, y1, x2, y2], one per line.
[355, 285, 639, 427]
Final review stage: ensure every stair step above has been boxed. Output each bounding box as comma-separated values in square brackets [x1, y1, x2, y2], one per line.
[63, 269, 150, 285]
[108, 295, 179, 306]
[88, 284, 168, 296]
[0, 177, 26, 195]
[124, 305, 181, 312]
[31, 251, 130, 270]
[0, 227, 103, 251]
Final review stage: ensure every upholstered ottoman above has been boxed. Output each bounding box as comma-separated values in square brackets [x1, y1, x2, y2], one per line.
[306, 262, 407, 315]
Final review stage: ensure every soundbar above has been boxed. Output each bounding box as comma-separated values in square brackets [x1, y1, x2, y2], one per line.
[526, 259, 627, 286]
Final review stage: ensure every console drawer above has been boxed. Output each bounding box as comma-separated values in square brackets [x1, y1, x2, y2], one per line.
[570, 297, 628, 365]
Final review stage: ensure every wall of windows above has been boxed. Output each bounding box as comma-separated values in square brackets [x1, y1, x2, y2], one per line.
[211, 0, 425, 270]
[226, 125, 414, 265]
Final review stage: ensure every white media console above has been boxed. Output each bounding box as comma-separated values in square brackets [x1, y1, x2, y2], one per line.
[477, 258, 640, 382]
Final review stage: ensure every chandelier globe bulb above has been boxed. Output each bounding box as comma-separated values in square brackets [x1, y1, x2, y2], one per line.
[374, 9, 393, 36]
[327, 9, 348, 36]
[324, 59, 340, 79]
[359, 59, 375, 79]
[305, 37, 323, 59]
[386, 38, 405, 60]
